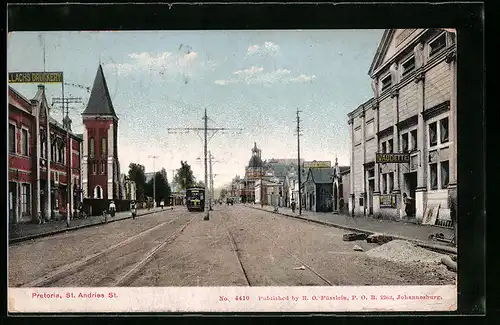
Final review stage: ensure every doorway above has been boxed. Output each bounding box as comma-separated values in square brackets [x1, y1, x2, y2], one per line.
[9, 182, 17, 224]
[368, 179, 375, 215]
[404, 172, 417, 217]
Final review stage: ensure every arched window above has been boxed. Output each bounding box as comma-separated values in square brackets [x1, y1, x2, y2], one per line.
[89, 138, 95, 157]
[94, 185, 102, 199]
[101, 138, 106, 156]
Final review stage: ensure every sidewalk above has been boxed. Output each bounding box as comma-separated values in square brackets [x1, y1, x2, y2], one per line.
[8, 207, 173, 244]
[246, 205, 456, 253]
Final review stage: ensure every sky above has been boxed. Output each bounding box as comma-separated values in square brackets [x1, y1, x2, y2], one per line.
[7, 30, 384, 188]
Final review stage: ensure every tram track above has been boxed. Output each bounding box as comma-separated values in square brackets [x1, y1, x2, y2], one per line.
[218, 208, 332, 287]
[20, 212, 196, 287]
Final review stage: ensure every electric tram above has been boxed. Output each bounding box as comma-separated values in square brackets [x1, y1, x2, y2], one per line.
[186, 187, 205, 212]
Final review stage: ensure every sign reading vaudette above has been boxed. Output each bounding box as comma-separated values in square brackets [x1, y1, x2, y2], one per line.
[8, 72, 64, 84]
[304, 161, 331, 168]
[376, 153, 410, 164]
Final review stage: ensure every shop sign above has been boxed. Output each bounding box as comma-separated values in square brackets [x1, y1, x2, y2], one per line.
[9, 71, 64, 83]
[304, 160, 331, 168]
[380, 194, 397, 208]
[376, 153, 410, 164]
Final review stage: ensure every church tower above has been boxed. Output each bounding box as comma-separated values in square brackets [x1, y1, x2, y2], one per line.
[81, 64, 120, 200]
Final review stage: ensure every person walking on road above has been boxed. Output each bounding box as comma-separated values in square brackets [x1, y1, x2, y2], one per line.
[160, 200, 165, 210]
[403, 193, 414, 218]
[130, 200, 137, 219]
[108, 200, 116, 218]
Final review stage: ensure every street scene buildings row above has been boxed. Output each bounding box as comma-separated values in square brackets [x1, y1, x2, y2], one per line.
[8, 65, 138, 224]
[228, 28, 457, 228]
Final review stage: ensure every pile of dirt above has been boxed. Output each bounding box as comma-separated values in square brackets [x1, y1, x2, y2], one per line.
[366, 240, 447, 264]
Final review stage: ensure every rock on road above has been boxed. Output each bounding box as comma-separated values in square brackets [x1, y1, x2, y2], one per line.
[8, 205, 456, 287]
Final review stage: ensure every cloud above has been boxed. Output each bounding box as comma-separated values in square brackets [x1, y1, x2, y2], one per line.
[246, 41, 281, 57]
[104, 51, 199, 77]
[214, 66, 316, 86]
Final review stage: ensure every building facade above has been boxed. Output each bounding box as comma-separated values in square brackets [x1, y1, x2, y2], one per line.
[348, 29, 457, 225]
[8, 85, 83, 223]
[81, 65, 121, 201]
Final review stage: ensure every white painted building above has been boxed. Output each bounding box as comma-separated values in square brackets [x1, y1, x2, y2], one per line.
[348, 29, 456, 227]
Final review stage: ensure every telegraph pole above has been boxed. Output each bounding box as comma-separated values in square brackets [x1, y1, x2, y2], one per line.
[169, 169, 177, 206]
[167, 108, 243, 221]
[296, 108, 303, 216]
[209, 151, 213, 211]
[148, 155, 159, 209]
[52, 95, 82, 226]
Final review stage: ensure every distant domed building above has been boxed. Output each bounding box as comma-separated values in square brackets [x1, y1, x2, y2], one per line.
[242, 142, 264, 203]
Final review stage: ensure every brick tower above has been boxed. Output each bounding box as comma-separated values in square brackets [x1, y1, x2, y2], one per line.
[81, 64, 120, 200]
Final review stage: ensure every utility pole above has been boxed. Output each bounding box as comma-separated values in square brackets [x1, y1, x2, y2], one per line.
[148, 155, 159, 209]
[209, 151, 213, 211]
[169, 169, 177, 206]
[296, 108, 303, 216]
[167, 107, 243, 221]
[52, 95, 82, 226]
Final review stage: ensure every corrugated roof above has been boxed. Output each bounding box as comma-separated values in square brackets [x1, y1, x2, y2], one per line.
[82, 64, 117, 117]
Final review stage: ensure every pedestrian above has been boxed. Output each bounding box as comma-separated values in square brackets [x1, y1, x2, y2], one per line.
[130, 200, 137, 219]
[291, 199, 296, 213]
[160, 200, 164, 210]
[403, 193, 413, 218]
[109, 200, 116, 218]
[339, 198, 344, 211]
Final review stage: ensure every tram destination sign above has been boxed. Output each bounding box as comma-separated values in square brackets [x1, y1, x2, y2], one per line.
[376, 153, 410, 164]
[8, 72, 64, 84]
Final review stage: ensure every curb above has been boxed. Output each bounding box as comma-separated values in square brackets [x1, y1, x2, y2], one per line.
[247, 206, 457, 255]
[8, 209, 172, 245]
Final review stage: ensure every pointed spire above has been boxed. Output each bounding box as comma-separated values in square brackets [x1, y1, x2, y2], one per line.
[82, 64, 117, 117]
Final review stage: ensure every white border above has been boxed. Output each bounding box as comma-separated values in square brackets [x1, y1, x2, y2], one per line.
[8, 286, 457, 313]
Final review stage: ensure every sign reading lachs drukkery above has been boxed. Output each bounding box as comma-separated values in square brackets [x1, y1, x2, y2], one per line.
[8, 72, 64, 83]
[376, 153, 410, 164]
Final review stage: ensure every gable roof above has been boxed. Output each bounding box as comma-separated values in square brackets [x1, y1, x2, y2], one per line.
[368, 29, 394, 77]
[82, 64, 117, 117]
[306, 167, 334, 184]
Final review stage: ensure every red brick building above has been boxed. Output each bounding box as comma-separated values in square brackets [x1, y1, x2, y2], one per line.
[8, 85, 83, 223]
[81, 65, 121, 200]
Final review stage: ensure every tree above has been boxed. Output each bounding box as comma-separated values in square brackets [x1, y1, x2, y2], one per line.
[128, 163, 147, 201]
[219, 188, 228, 200]
[145, 170, 171, 205]
[174, 161, 195, 190]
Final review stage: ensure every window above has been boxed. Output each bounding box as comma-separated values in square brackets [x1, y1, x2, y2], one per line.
[366, 121, 374, 138]
[410, 130, 418, 151]
[92, 161, 97, 175]
[402, 133, 409, 152]
[9, 124, 16, 153]
[429, 122, 438, 146]
[89, 137, 95, 157]
[100, 161, 106, 174]
[21, 129, 28, 156]
[388, 139, 394, 153]
[402, 57, 415, 76]
[381, 75, 392, 91]
[41, 140, 46, 158]
[101, 138, 106, 156]
[388, 172, 394, 193]
[51, 143, 57, 161]
[21, 183, 31, 216]
[429, 33, 446, 57]
[441, 160, 449, 189]
[382, 174, 387, 194]
[430, 163, 438, 190]
[440, 117, 449, 144]
[58, 144, 64, 163]
[381, 142, 387, 154]
[368, 169, 375, 178]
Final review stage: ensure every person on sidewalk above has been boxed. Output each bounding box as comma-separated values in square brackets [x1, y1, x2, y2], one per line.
[403, 193, 414, 218]
[160, 200, 165, 210]
[291, 199, 296, 213]
[108, 200, 116, 218]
